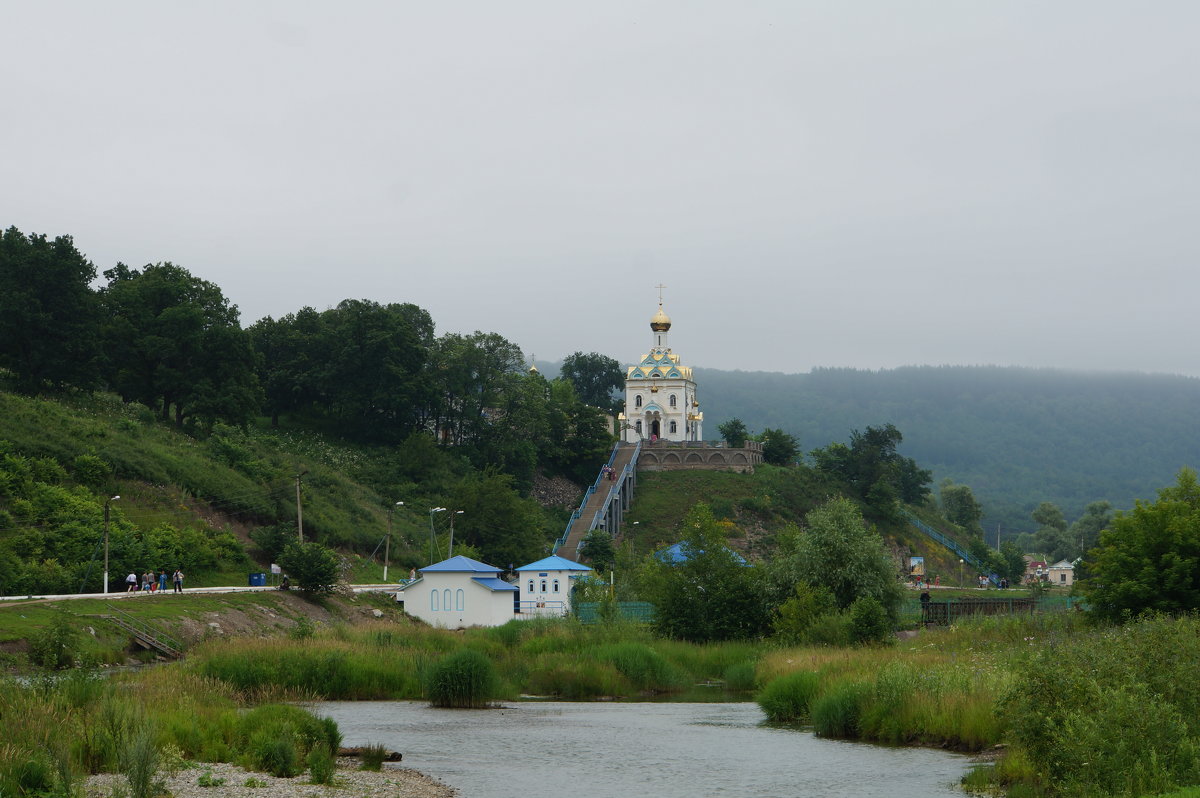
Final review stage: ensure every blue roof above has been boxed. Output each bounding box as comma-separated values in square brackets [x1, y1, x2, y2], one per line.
[516, 556, 592, 572]
[471, 577, 518, 592]
[655, 542, 748, 566]
[421, 555, 502, 574]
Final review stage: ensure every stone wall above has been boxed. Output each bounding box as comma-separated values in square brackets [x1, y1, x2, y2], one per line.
[636, 440, 763, 473]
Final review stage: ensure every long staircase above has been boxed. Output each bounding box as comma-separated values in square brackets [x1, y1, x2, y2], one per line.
[903, 512, 999, 585]
[97, 603, 184, 659]
[554, 442, 640, 559]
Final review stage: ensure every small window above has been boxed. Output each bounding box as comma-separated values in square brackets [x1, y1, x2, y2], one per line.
[527, 579, 534, 593]
[670, 394, 677, 407]
[456, 589, 465, 611]
[540, 579, 547, 593]
[635, 395, 642, 408]
[443, 589, 451, 611]
[670, 420, 677, 433]
[552, 579, 560, 593]
[635, 420, 642, 433]
[431, 590, 439, 611]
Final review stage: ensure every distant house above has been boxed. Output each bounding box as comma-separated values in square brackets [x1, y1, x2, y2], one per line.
[397, 555, 517, 629]
[514, 556, 592, 618]
[1024, 559, 1048, 584]
[1047, 559, 1075, 587]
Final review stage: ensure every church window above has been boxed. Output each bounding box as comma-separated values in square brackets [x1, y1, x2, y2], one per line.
[552, 579, 560, 593]
[444, 589, 451, 611]
[456, 589, 464, 611]
[528, 580, 534, 593]
[635, 421, 642, 434]
[635, 395, 642, 408]
[431, 590, 439, 611]
[540, 579, 548, 593]
[670, 394, 677, 407]
[670, 421, 678, 434]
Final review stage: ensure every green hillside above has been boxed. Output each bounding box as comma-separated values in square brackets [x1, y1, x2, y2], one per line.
[696, 365, 1200, 535]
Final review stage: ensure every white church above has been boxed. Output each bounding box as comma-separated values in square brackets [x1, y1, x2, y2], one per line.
[618, 296, 703, 443]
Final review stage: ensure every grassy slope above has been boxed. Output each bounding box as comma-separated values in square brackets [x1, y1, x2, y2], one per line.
[0, 391, 437, 578]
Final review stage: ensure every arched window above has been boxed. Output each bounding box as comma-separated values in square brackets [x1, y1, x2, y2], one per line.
[552, 579, 560, 593]
[540, 579, 548, 593]
[670, 394, 677, 407]
[527, 579, 534, 593]
[456, 589, 465, 611]
[431, 590, 439, 611]
[635, 395, 642, 408]
[443, 589, 451, 611]
[670, 420, 678, 434]
[635, 420, 642, 434]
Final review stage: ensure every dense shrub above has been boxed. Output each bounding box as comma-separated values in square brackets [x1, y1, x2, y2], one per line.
[425, 649, 499, 708]
[848, 596, 892, 645]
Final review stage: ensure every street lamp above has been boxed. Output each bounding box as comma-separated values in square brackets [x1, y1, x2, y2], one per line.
[959, 558, 965, 587]
[103, 495, 119, 594]
[384, 501, 403, 582]
[428, 507, 446, 565]
[448, 510, 464, 557]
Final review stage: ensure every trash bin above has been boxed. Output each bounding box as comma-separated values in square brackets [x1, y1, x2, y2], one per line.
[248, 572, 266, 587]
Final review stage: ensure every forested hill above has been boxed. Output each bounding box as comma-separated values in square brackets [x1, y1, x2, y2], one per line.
[695, 365, 1200, 534]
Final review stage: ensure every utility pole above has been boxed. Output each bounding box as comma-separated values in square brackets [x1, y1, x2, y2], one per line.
[384, 501, 403, 582]
[448, 510, 464, 557]
[103, 495, 119, 594]
[295, 471, 308, 542]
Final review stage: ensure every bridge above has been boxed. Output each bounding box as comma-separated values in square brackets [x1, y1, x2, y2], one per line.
[553, 441, 640, 559]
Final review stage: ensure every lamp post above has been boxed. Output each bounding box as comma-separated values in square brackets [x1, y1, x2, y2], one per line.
[448, 510, 464, 557]
[103, 495, 120, 594]
[428, 507, 446, 565]
[384, 501, 403, 582]
[959, 558, 965, 587]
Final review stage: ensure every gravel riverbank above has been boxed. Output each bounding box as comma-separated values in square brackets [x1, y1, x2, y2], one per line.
[85, 759, 455, 798]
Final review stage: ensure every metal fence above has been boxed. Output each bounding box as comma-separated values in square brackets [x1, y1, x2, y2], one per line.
[575, 601, 656, 624]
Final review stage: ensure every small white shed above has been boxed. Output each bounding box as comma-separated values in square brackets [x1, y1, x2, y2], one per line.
[514, 555, 592, 618]
[398, 555, 517, 629]
[1048, 559, 1075, 587]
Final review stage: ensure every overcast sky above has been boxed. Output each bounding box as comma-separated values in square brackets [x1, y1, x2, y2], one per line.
[3, 2, 1198, 376]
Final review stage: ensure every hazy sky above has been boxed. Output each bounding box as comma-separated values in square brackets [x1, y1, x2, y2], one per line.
[4, 2, 1198, 376]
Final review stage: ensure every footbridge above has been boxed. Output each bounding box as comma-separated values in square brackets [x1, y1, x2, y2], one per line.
[904, 511, 999, 585]
[553, 442, 640, 559]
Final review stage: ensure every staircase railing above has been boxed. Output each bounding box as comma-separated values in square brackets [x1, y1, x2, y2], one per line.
[99, 603, 184, 658]
[903, 512, 999, 586]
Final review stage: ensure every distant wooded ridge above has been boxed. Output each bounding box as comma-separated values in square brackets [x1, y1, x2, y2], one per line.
[535, 360, 1200, 536]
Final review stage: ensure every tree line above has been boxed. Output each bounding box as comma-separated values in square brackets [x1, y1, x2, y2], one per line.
[0, 227, 613, 489]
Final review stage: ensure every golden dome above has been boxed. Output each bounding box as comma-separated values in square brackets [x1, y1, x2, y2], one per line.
[650, 304, 672, 332]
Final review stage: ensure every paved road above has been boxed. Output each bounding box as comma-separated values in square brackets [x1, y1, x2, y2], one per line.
[0, 584, 400, 605]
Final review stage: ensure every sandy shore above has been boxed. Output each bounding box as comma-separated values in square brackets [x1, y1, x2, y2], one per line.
[85, 758, 455, 798]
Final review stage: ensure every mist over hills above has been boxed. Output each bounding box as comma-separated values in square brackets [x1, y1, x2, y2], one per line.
[692, 365, 1200, 535]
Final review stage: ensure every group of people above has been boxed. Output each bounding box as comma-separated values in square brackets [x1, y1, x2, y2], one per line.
[125, 569, 184, 593]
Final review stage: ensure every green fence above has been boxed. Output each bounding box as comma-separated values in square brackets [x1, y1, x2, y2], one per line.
[575, 601, 656, 624]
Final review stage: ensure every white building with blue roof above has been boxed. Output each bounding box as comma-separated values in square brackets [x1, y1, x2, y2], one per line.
[515, 555, 593, 617]
[397, 555, 518, 629]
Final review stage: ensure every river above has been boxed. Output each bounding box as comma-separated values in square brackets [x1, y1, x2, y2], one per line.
[311, 700, 971, 798]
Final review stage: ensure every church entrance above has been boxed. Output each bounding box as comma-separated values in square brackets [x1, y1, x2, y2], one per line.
[650, 419, 661, 439]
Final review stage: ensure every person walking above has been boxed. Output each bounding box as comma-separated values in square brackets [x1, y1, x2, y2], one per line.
[125, 572, 137, 592]
[172, 569, 184, 593]
[158, 570, 168, 593]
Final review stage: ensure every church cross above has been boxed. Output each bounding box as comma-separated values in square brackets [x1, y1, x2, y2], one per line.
[655, 283, 667, 305]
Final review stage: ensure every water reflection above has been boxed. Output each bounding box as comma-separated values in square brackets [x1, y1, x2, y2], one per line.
[313, 701, 969, 798]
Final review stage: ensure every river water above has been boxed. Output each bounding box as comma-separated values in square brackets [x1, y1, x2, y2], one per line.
[311, 700, 970, 798]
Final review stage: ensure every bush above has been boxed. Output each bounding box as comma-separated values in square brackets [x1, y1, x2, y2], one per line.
[359, 744, 388, 772]
[758, 671, 821, 722]
[279, 542, 342, 596]
[120, 723, 164, 798]
[811, 681, 869, 738]
[425, 649, 499, 708]
[29, 610, 79, 669]
[848, 596, 893, 645]
[247, 726, 299, 778]
[306, 744, 336, 785]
